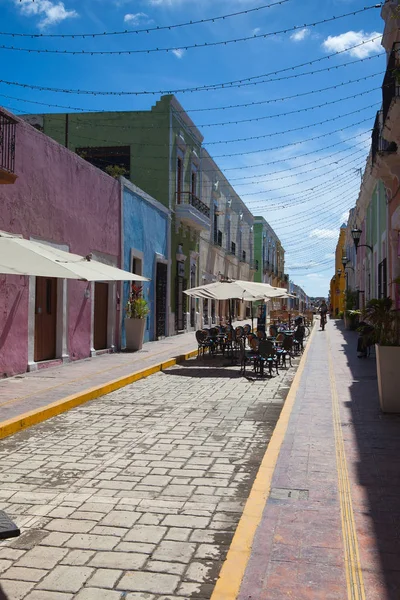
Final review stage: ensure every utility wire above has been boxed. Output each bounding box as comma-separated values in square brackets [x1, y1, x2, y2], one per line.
[0, 5, 382, 56]
[212, 118, 373, 158]
[0, 73, 382, 118]
[2, 1, 290, 38]
[206, 103, 378, 145]
[0, 53, 384, 96]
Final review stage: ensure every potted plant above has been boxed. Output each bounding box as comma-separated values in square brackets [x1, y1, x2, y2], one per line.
[363, 298, 400, 413]
[125, 284, 149, 351]
[344, 289, 359, 329]
[345, 309, 361, 331]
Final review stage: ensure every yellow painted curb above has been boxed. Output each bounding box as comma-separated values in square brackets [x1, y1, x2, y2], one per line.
[210, 325, 317, 600]
[0, 349, 198, 441]
[328, 338, 366, 600]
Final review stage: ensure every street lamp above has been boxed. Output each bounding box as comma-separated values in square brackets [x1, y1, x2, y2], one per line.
[351, 228, 373, 254]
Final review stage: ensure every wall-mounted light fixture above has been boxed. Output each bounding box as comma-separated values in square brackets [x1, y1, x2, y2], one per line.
[351, 228, 373, 254]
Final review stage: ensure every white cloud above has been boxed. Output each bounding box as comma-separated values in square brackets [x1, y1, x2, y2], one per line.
[15, 0, 77, 28]
[172, 48, 185, 59]
[322, 30, 382, 58]
[310, 229, 338, 239]
[124, 12, 150, 24]
[252, 27, 261, 36]
[290, 28, 310, 42]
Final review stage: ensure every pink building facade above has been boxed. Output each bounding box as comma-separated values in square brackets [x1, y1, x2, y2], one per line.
[0, 111, 121, 377]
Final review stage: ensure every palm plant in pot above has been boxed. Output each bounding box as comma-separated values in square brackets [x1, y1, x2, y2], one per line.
[125, 284, 149, 351]
[362, 298, 400, 413]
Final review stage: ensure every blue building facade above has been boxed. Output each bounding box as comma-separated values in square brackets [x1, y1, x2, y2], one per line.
[122, 180, 170, 345]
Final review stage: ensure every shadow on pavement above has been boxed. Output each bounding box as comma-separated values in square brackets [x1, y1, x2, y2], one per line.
[333, 319, 400, 598]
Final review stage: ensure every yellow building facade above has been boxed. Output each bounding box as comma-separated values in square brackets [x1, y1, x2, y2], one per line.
[330, 225, 347, 316]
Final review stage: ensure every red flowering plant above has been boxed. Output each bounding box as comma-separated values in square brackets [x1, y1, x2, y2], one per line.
[126, 284, 149, 319]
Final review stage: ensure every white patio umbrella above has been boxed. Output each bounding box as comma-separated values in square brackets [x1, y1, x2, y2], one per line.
[0, 231, 149, 281]
[184, 279, 288, 328]
[184, 280, 288, 301]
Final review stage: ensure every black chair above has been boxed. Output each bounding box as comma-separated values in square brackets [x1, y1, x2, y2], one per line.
[196, 330, 215, 357]
[276, 335, 294, 368]
[258, 340, 279, 377]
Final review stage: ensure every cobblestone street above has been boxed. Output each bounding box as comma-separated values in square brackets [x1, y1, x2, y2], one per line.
[0, 355, 299, 599]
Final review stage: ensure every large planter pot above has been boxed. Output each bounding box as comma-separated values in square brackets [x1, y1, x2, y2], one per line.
[376, 344, 400, 413]
[125, 318, 146, 352]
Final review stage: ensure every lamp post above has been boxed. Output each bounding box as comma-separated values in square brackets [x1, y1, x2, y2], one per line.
[351, 228, 373, 254]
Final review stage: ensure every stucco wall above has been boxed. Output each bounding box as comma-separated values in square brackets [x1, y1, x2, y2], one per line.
[122, 183, 169, 344]
[0, 114, 121, 376]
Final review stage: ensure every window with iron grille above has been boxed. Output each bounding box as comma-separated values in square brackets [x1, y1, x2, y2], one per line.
[231, 242, 236, 255]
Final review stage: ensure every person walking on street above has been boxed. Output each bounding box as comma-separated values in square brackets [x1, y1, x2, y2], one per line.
[319, 300, 328, 331]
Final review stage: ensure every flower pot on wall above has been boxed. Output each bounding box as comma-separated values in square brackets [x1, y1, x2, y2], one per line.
[125, 318, 146, 352]
[376, 345, 400, 413]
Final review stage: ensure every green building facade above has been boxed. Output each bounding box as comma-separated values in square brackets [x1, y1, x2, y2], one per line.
[26, 95, 211, 334]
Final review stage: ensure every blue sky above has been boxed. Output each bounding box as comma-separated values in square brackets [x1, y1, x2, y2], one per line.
[0, 0, 386, 297]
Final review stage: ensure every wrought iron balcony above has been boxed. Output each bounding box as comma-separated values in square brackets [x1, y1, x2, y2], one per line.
[382, 43, 400, 126]
[0, 111, 17, 184]
[177, 192, 210, 218]
[371, 110, 393, 163]
[176, 192, 211, 232]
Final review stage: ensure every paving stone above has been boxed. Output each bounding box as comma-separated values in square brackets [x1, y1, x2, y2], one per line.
[185, 561, 214, 582]
[125, 594, 155, 600]
[146, 560, 186, 576]
[100, 510, 141, 528]
[117, 571, 179, 594]
[74, 590, 123, 600]
[124, 525, 167, 544]
[115, 541, 155, 554]
[64, 534, 118, 550]
[45, 519, 96, 533]
[40, 532, 73, 547]
[87, 567, 122, 588]
[36, 565, 93, 593]
[138, 513, 163, 525]
[0, 580, 35, 599]
[162, 515, 210, 529]
[3, 566, 47, 582]
[0, 549, 25, 560]
[152, 541, 196, 564]
[140, 475, 172, 486]
[195, 544, 222, 559]
[89, 551, 147, 570]
[25, 592, 73, 600]
[0, 560, 12, 574]
[60, 550, 95, 566]
[165, 527, 191, 541]
[16, 546, 69, 569]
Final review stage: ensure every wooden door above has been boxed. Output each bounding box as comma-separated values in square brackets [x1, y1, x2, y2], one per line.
[156, 262, 167, 339]
[34, 277, 57, 362]
[94, 283, 108, 350]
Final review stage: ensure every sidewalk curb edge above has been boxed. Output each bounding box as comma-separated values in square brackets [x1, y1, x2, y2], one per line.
[0, 349, 198, 441]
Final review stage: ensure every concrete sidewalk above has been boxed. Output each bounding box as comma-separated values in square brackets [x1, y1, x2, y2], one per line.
[212, 318, 400, 600]
[0, 322, 248, 440]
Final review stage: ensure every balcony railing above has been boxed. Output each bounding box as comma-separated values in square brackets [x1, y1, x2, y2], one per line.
[0, 111, 17, 179]
[372, 110, 396, 163]
[382, 43, 400, 125]
[177, 192, 210, 218]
